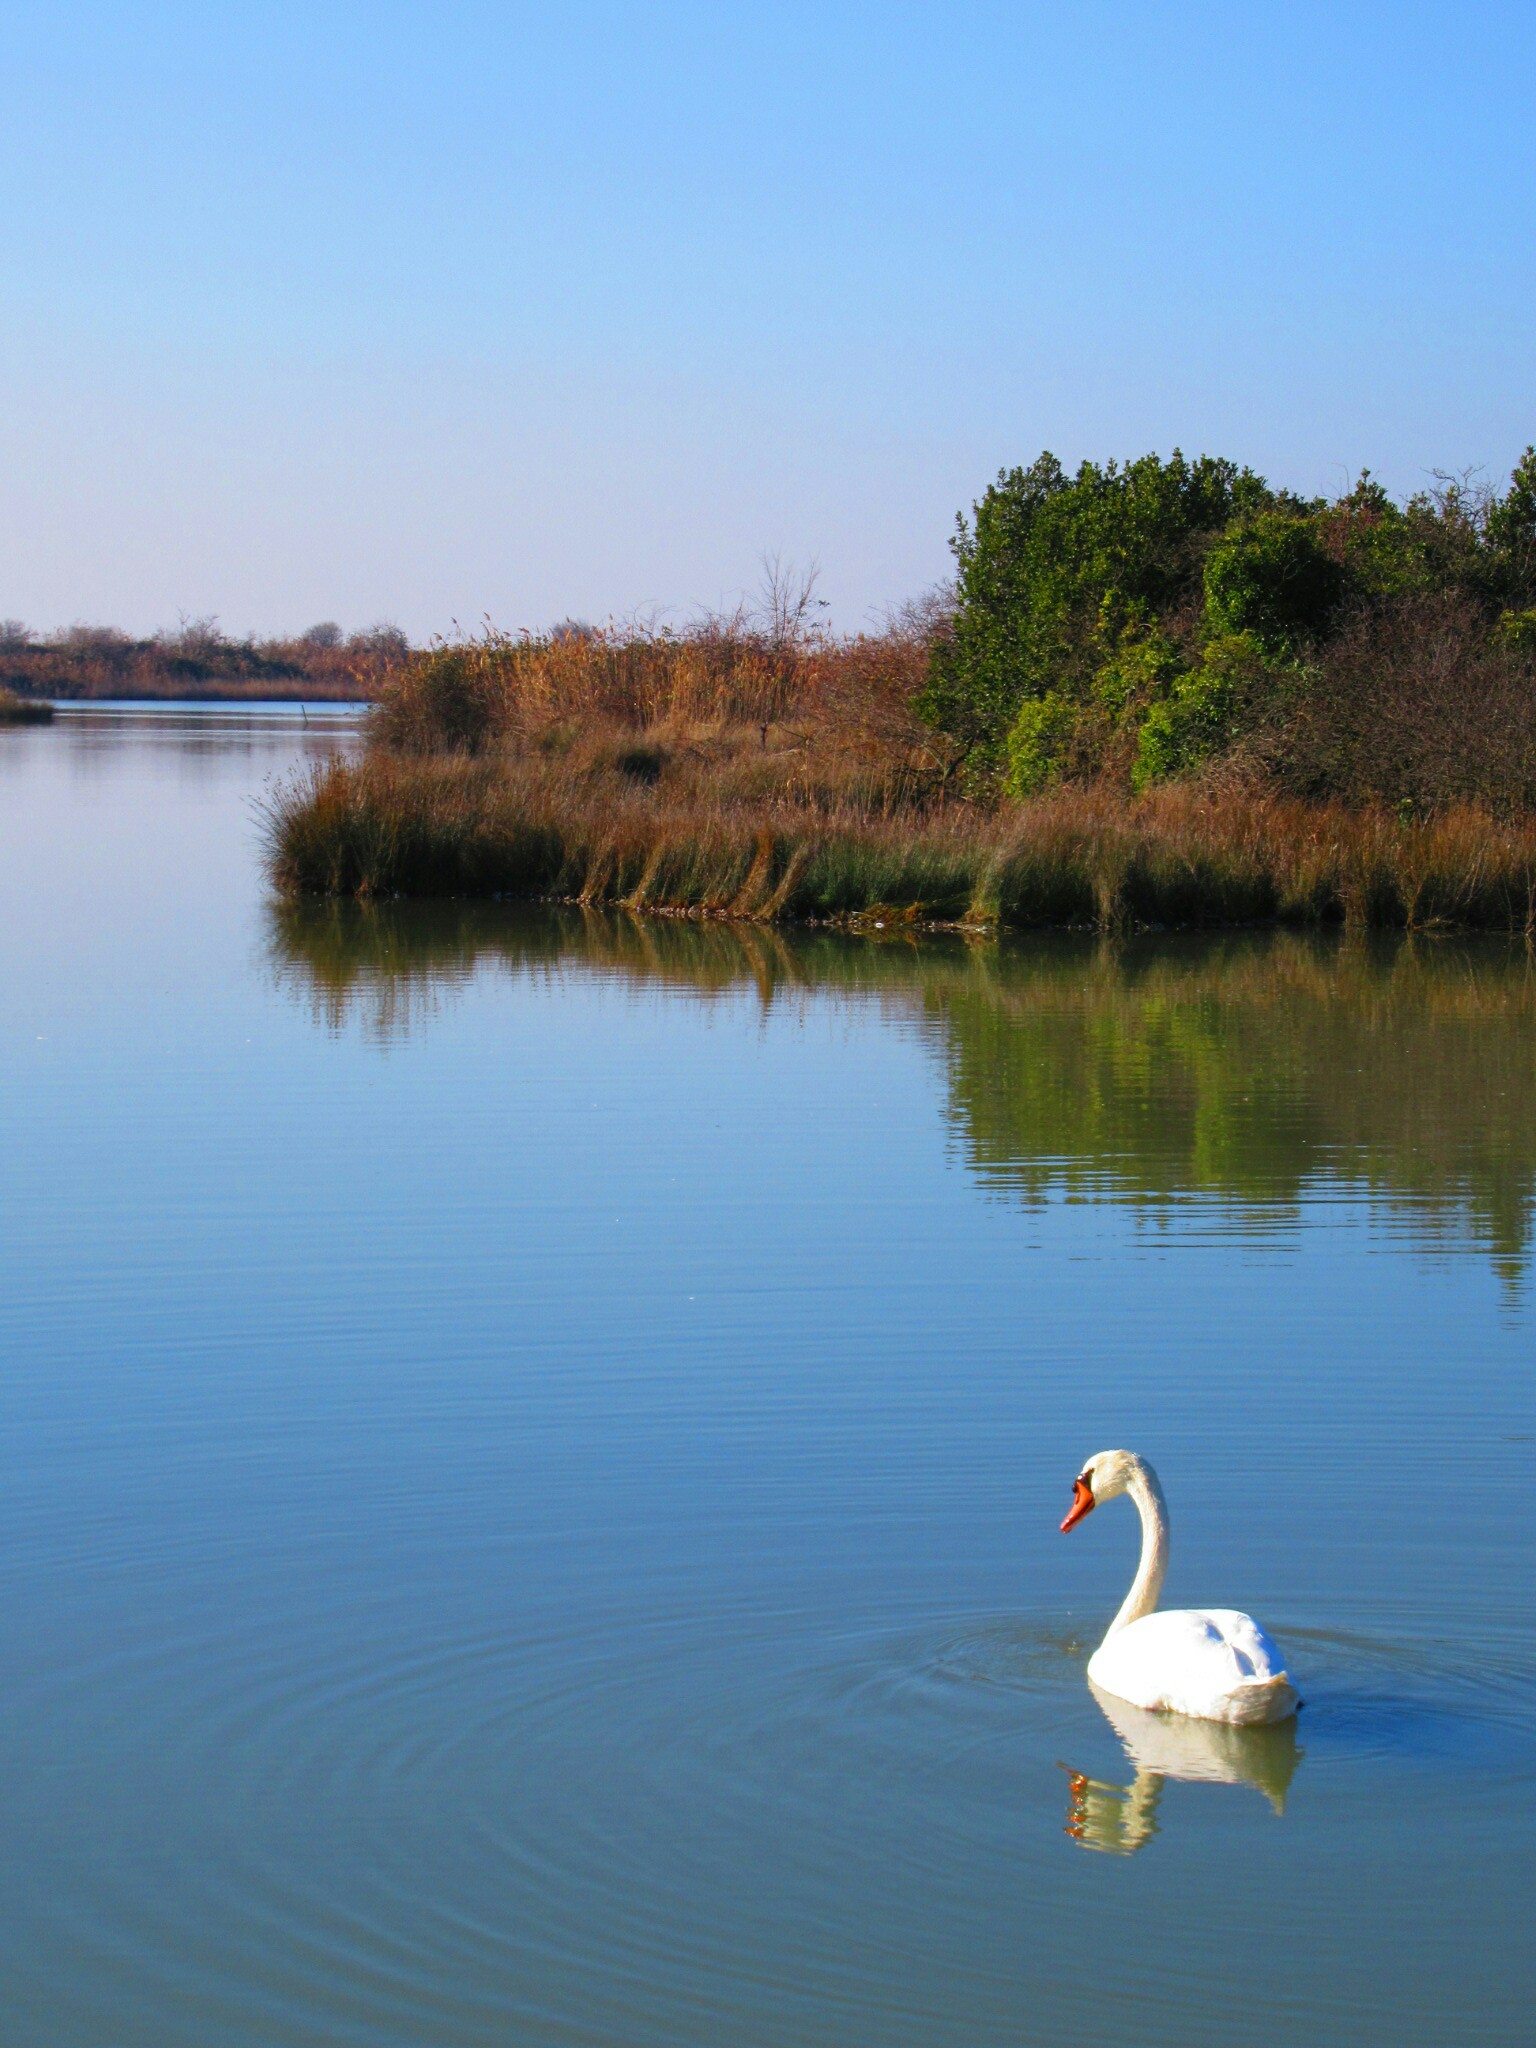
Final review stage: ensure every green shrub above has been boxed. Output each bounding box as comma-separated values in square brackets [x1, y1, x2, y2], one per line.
[1091, 624, 1187, 717]
[1494, 607, 1536, 652]
[1004, 691, 1079, 796]
[1203, 512, 1346, 652]
[1133, 633, 1275, 789]
[1487, 446, 1536, 606]
[919, 449, 1271, 763]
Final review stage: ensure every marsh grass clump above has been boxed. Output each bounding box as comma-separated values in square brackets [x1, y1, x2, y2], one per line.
[0, 686, 53, 723]
[263, 751, 1536, 934]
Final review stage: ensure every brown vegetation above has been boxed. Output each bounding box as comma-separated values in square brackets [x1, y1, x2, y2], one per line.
[1273, 592, 1536, 811]
[0, 685, 53, 723]
[0, 618, 404, 701]
[266, 743, 1536, 933]
[263, 584, 1536, 931]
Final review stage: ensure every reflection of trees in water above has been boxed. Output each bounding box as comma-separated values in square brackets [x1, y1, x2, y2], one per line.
[939, 934, 1536, 1280]
[267, 902, 1536, 1274]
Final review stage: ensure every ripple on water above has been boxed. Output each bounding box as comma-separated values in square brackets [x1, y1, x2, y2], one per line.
[15, 1601, 1535, 2042]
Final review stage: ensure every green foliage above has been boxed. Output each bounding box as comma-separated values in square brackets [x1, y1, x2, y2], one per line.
[1488, 446, 1536, 605]
[918, 449, 1271, 762]
[1004, 691, 1079, 797]
[1203, 512, 1345, 652]
[1325, 467, 1514, 613]
[921, 443, 1536, 797]
[1091, 623, 1186, 717]
[1132, 633, 1274, 790]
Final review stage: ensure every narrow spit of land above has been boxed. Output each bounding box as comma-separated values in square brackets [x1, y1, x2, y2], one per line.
[262, 629, 1536, 934]
[263, 444, 1536, 932]
[0, 625, 401, 703]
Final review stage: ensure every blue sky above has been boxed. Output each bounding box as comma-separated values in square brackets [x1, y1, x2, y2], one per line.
[4, 1, 1533, 637]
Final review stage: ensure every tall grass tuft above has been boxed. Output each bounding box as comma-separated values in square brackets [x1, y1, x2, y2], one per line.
[0, 686, 53, 724]
[263, 752, 1536, 933]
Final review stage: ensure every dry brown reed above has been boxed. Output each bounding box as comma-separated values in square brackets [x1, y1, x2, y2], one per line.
[367, 622, 951, 795]
[0, 686, 53, 723]
[263, 611, 1536, 932]
[265, 745, 1536, 933]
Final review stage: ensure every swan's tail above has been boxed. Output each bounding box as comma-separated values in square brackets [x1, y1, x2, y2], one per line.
[1224, 1673, 1299, 1725]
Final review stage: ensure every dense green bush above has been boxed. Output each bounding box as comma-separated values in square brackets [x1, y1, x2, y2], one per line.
[1486, 446, 1536, 593]
[1004, 691, 1078, 797]
[1202, 513, 1345, 652]
[921, 445, 1536, 807]
[917, 450, 1271, 765]
[1495, 608, 1536, 652]
[1132, 633, 1277, 790]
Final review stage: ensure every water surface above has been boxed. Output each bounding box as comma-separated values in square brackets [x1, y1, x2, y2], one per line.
[1, 706, 1532, 2045]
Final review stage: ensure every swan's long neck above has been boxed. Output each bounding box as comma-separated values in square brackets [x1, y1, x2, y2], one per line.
[1106, 1462, 1169, 1638]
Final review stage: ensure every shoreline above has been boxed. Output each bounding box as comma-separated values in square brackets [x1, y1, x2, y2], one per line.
[264, 754, 1536, 935]
[9, 687, 374, 705]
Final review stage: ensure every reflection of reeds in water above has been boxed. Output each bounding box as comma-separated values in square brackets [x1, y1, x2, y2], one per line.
[267, 902, 1536, 1275]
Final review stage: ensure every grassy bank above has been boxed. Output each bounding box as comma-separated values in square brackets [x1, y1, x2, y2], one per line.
[262, 443, 1536, 929]
[265, 749, 1536, 932]
[0, 686, 53, 723]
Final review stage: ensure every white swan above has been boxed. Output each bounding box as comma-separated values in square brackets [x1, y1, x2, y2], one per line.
[1060, 1449, 1298, 1725]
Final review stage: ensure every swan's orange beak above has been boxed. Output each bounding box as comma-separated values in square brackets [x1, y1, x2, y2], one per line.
[1060, 1476, 1095, 1532]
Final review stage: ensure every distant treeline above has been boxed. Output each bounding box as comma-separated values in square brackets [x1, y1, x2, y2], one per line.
[0, 617, 408, 701]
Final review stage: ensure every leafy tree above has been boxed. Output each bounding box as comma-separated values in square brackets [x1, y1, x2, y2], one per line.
[1132, 633, 1279, 789]
[1004, 690, 1079, 796]
[1487, 446, 1536, 606]
[919, 450, 1271, 766]
[1203, 512, 1345, 652]
[922, 442, 1536, 801]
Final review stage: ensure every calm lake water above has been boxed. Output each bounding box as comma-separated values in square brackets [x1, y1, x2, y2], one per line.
[1, 704, 1533, 2046]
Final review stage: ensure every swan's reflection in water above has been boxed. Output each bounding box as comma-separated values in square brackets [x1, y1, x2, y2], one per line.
[1061, 1682, 1302, 1854]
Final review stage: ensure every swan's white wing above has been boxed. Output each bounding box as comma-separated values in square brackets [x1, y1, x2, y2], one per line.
[1087, 1608, 1295, 1722]
[1193, 1609, 1289, 1680]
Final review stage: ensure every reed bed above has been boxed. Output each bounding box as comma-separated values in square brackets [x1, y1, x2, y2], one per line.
[263, 614, 1536, 932]
[264, 749, 1536, 933]
[0, 686, 53, 723]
